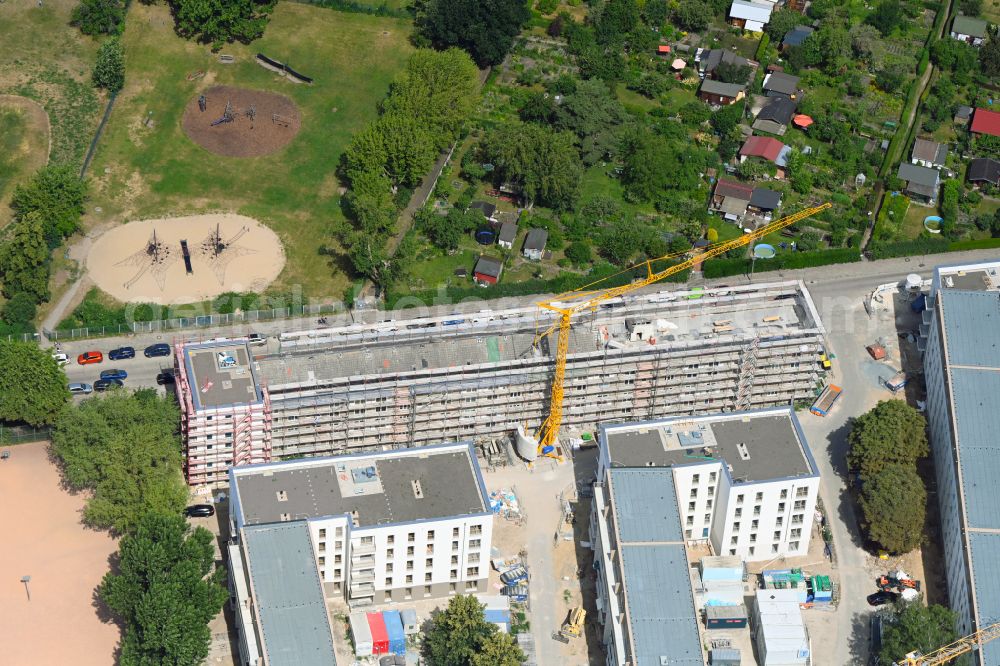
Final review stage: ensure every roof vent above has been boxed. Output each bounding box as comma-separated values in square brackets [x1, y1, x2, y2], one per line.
[351, 510, 360, 527]
[412, 479, 424, 499]
[737, 442, 751, 460]
[280, 513, 291, 521]
[276, 490, 288, 502]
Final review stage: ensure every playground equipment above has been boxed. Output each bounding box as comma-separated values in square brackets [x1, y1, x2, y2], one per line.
[118, 228, 178, 290]
[211, 100, 235, 127]
[245, 104, 256, 128]
[272, 113, 291, 127]
[197, 223, 254, 285]
[198, 95, 207, 112]
[180, 239, 193, 275]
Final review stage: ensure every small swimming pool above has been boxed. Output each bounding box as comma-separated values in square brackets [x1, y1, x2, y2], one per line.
[924, 215, 942, 233]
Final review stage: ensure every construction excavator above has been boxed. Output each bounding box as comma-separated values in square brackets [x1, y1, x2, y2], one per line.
[895, 621, 1000, 665]
[529, 202, 832, 458]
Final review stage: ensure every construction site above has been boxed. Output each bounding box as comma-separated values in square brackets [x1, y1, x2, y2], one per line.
[175, 280, 829, 485]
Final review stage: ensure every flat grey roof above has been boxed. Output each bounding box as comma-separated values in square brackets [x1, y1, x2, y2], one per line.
[260, 285, 818, 392]
[610, 468, 683, 543]
[243, 522, 336, 666]
[969, 532, 1000, 664]
[940, 290, 1000, 366]
[234, 445, 486, 528]
[604, 409, 815, 483]
[621, 544, 703, 665]
[183, 341, 261, 410]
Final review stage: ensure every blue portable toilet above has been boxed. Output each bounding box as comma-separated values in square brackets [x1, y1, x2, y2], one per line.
[382, 610, 406, 655]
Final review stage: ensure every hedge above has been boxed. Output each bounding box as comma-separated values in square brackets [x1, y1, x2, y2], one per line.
[867, 236, 1000, 259]
[286, 0, 411, 18]
[385, 260, 690, 309]
[701, 248, 861, 279]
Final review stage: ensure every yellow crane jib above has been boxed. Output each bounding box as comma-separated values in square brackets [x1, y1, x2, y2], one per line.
[531, 202, 832, 458]
[896, 621, 1000, 665]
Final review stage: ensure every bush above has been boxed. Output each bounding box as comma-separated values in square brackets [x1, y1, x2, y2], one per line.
[702, 248, 860, 278]
[71, 0, 126, 36]
[537, 0, 558, 13]
[93, 37, 125, 93]
[867, 237, 949, 259]
[2, 292, 38, 327]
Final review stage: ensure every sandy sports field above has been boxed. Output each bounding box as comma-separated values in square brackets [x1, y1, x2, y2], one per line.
[0, 441, 120, 665]
[86, 213, 285, 304]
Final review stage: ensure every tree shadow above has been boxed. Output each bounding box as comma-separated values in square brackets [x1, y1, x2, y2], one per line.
[91, 551, 124, 663]
[846, 611, 872, 666]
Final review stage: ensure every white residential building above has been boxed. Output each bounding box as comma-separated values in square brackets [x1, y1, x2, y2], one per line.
[919, 259, 1000, 665]
[227, 443, 493, 666]
[595, 406, 821, 562]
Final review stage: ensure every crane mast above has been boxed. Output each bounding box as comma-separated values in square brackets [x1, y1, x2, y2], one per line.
[533, 202, 832, 456]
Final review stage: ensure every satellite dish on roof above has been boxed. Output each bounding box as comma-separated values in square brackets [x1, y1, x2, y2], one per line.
[753, 244, 776, 259]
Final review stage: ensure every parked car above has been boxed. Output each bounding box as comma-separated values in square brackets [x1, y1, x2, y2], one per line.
[247, 333, 267, 346]
[68, 382, 93, 395]
[156, 370, 176, 385]
[867, 591, 898, 607]
[77, 351, 103, 365]
[144, 343, 171, 358]
[109, 346, 136, 360]
[52, 352, 70, 366]
[100, 368, 128, 381]
[93, 378, 124, 392]
[501, 584, 528, 602]
[184, 504, 215, 518]
[500, 565, 529, 585]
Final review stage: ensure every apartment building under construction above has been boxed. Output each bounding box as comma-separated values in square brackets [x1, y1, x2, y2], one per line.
[176, 281, 828, 485]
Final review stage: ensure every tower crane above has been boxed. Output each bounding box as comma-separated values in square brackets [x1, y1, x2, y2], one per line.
[530, 202, 832, 457]
[895, 622, 1000, 665]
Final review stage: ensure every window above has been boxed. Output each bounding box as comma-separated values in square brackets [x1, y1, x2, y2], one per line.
[360, 536, 373, 545]
[405, 588, 412, 599]
[729, 549, 737, 556]
[779, 489, 788, 500]
[690, 488, 698, 499]
[692, 473, 700, 483]
[451, 555, 459, 565]
[794, 500, 806, 510]
[709, 472, 717, 482]
[791, 514, 804, 525]
[466, 567, 479, 578]
[449, 582, 457, 592]
[776, 517, 783, 527]
[319, 542, 326, 552]
[318, 556, 326, 566]
[469, 539, 481, 550]
[408, 532, 416, 543]
[773, 531, 781, 541]
[453, 527, 460, 538]
[736, 494, 744, 505]
[335, 541, 343, 550]
[751, 519, 759, 529]
[466, 581, 478, 591]
[686, 516, 694, 526]
[319, 528, 327, 538]
[334, 568, 341, 578]
[730, 536, 738, 545]
[387, 535, 394, 545]
[385, 562, 392, 572]
[749, 546, 755, 555]
[425, 573, 432, 582]
[424, 585, 432, 595]
[706, 499, 713, 509]
[735, 507, 742, 518]
[796, 487, 809, 498]
[470, 525, 482, 536]
[753, 506, 761, 517]
[702, 527, 709, 538]
[749, 533, 757, 543]
[789, 540, 800, 550]
[407, 546, 415, 556]
[387, 548, 394, 558]
[685, 529, 692, 539]
[335, 554, 342, 564]
[771, 544, 779, 554]
[707, 485, 715, 496]
[778, 502, 785, 513]
[790, 528, 802, 538]
[425, 558, 433, 567]
[427, 530, 435, 540]
[704, 514, 711, 525]
[406, 561, 414, 571]
[385, 577, 392, 586]
[755, 492, 763, 501]
[732, 522, 741, 531]
[335, 526, 343, 537]
[405, 574, 413, 584]
[688, 501, 696, 511]
[320, 569, 325, 578]
[469, 552, 480, 564]
[452, 541, 459, 552]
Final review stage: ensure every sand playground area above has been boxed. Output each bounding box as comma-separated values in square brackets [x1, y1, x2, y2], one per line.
[0, 441, 120, 666]
[87, 213, 286, 304]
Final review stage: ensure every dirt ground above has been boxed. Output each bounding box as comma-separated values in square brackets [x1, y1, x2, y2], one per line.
[0, 94, 50, 226]
[85, 213, 286, 303]
[0, 441, 120, 666]
[182, 85, 301, 158]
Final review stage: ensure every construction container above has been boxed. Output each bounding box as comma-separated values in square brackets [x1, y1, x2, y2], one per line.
[810, 384, 843, 416]
[711, 648, 742, 665]
[367, 612, 389, 655]
[705, 604, 748, 630]
[866, 344, 886, 360]
[400, 608, 419, 635]
[700, 579, 746, 607]
[484, 608, 511, 632]
[810, 575, 833, 602]
[382, 610, 406, 655]
[762, 568, 805, 590]
[350, 612, 373, 657]
[701, 555, 744, 582]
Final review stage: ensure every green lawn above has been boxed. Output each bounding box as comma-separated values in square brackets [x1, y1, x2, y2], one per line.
[901, 201, 937, 239]
[89, 2, 415, 298]
[0, 109, 28, 211]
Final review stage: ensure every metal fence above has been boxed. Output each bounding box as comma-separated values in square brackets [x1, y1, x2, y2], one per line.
[0, 425, 52, 445]
[44, 302, 345, 341]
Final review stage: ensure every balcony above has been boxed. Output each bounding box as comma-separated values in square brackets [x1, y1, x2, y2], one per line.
[351, 553, 375, 565]
[351, 568, 375, 583]
[351, 540, 375, 555]
[349, 582, 375, 598]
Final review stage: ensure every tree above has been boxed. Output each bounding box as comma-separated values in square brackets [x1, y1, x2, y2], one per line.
[621, 133, 674, 203]
[344, 170, 397, 235]
[50, 389, 187, 533]
[848, 400, 928, 477]
[422, 208, 479, 251]
[599, 217, 644, 265]
[0, 212, 51, 301]
[418, 0, 530, 67]
[672, 0, 712, 31]
[2, 292, 38, 328]
[93, 36, 125, 93]
[99, 512, 228, 666]
[714, 61, 751, 84]
[642, 0, 669, 28]
[959, 0, 982, 15]
[879, 604, 958, 665]
[470, 631, 525, 666]
[875, 69, 905, 93]
[850, 23, 883, 64]
[860, 463, 926, 553]
[479, 122, 581, 210]
[71, 0, 125, 36]
[424, 595, 520, 666]
[868, 0, 903, 36]
[736, 158, 768, 181]
[10, 166, 89, 245]
[169, 0, 278, 49]
[980, 28, 1000, 78]
[564, 240, 593, 265]
[594, 0, 639, 46]
[765, 9, 803, 42]
[0, 341, 67, 425]
[554, 79, 628, 165]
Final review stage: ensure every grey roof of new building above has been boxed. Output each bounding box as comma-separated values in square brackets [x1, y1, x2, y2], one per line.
[242, 523, 336, 666]
[898, 162, 940, 188]
[939, 289, 1000, 368]
[750, 187, 782, 210]
[782, 25, 814, 47]
[610, 469, 683, 543]
[952, 368, 1000, 529]
[182, 341, 263, 410]
[603, 408, 817, 484]
[607, 468, 702, 665]
[701, 79, 746, 98]
[969, 532, 1000, 664]
[523, 228, 548, 252]
[233, 445, 488, 528]
[953, 15, 989, 38]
